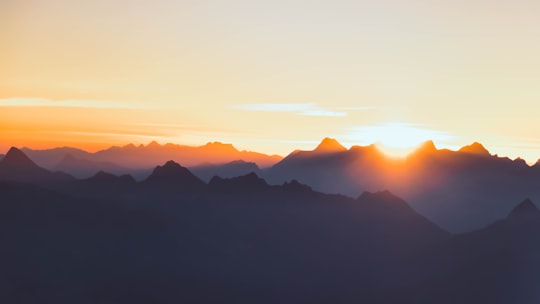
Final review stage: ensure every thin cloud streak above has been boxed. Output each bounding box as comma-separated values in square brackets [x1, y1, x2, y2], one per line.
[231, 103, 348, 117]
[0, 98, 151, 109]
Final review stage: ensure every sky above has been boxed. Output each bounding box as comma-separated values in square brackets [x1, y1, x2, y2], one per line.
[2, 0, 540, 161]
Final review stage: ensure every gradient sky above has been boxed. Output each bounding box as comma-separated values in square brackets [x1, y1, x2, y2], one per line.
[2, 0, 540, 161]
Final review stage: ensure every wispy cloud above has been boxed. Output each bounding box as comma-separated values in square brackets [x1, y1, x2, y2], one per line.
[231, 103, 348, 117]
[0, 98, 150, 109]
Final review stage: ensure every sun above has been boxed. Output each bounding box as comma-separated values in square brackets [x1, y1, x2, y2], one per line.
[345, 122, 452, 158]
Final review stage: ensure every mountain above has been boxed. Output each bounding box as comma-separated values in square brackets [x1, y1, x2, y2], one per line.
[0, 166, 449, 303]
[208, 172, 269, 195]
[55, 171, 137, 201]
[21, 141, 282, 172]
[264, 139, 540, 233]
[0, 147, 74, 184]
[189, 160, 261, 182]
[313, 137, 347, 153]
[21, 146, 93, 169]
[141, 160, 205, 195]
[387, 199, 540, 304]
[0, 154, 4, 160]
[53, 154, 129, 179]
[458, 142, 491, 156]
[507, 198, 540, 221]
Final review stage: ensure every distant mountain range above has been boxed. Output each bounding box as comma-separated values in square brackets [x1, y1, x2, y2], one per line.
[1, 145, 539, 303]
[20, 141, 282, 172]
[264, 138, 540, 232]
[4, 138, 540, 232]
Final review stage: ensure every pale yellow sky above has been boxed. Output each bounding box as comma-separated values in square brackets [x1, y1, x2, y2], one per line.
[1, 0, 540, 161]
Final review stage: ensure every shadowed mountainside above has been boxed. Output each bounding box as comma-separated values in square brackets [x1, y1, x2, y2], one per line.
[0, 147, 74, 184]
[264, 138, 540, 232]
[386, 199, 540, 304]
[53, 154, 130, 179]
[189, 160, 261, 182]
[1, 148, 540, 303]
[1, 156, 449, 303]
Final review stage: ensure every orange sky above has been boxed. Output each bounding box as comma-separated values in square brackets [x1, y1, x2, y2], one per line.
[2, 0, 540, 162]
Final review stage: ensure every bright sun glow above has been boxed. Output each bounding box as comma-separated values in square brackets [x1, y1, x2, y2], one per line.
[344, 123, 454, 157]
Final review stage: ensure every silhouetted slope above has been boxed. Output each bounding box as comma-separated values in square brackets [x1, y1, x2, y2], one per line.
[21, 146, 93, 168]
[141, 160, 205, 195]
[208, 172, 269, 194]
[459, 142, 491, 156]
[0, 181, 172, 303]
[0, 147, 73, 184]
[507, 198, 540, 221]
[190, 160, 261, 182]
[387, 199, 540, 304]
[54, 154, 128, 179]
[313, 137, 347, 153]
[0, 166, 452, 303]
[265, 138, 540, 232]
[56, 171, 137, 201]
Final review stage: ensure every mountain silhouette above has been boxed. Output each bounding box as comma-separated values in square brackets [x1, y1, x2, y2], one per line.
[507, 198, 540, 221]
[314, 137, 347, 153]
[390, 198, 540, 304]
[208, 172, 269, 195]
[4, 153, 540, 303]
[264, 138, 540, 232]
[54, 154, 128, 179]
[0, 147, 74, 184]
[21, 146, 93, 168]
[142, 160, 205, 195]
[190, 160, 261, 182]
[458, 142, 491, 156]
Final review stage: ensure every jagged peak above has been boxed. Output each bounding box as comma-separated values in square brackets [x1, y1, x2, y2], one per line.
[459, 142, 490, 156]
[314, 137, 347, 153]
[210, 172, 267, 186]
[203, 141, 238, 152]
[513, 157, 529, 167]
[507, 198, 540, 220]
[88, 171, 135, 183]
[162, 160, 184, 169]
[282, 179, 313, 192]
[418, 140, 437, 152]
[2, 147, 38, 167]
[147, 141, 161, 148]
[149, 160, 192, 178]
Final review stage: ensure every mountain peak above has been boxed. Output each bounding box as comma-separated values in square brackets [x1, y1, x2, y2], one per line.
[145, 160, 204, 187]
[507, 198, 540, 220]
[2, 147, 38, 167]
[409, 140, 437, 157]
[87, 171, 135, 184]
[459, 142, 490, 156]
[314, 137, 347, 153]
[419, 140, 437, 151]
[209, 172, 268, 193]
[203, 142, 238, 153]
[147, 141, 161, 148]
